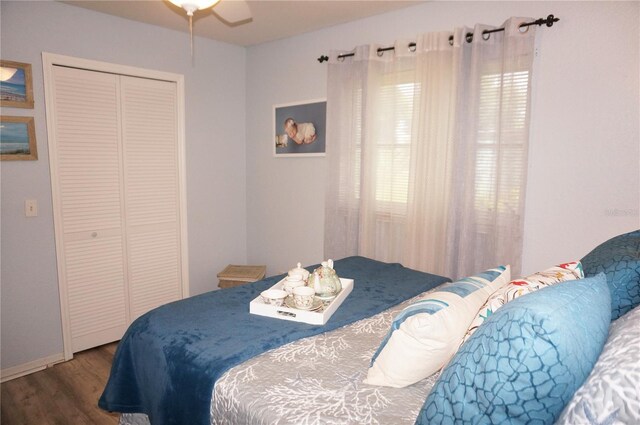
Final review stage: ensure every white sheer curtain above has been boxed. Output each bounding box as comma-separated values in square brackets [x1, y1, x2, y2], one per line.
[324, 18, 536, 279]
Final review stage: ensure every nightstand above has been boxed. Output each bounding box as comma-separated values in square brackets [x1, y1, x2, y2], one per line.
[217, 264, 267, 289]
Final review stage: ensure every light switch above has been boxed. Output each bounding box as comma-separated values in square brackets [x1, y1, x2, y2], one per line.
[25, 199, 38, 217]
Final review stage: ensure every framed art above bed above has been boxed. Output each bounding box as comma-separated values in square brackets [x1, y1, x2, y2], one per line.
[273, 99, 326, 157]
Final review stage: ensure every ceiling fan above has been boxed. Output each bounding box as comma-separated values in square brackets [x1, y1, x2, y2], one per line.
[167, 0, 252, 55]
[167, 0, 252, 25]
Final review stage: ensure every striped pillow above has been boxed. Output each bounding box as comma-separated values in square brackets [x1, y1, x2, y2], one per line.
[364, 265, 510, 388]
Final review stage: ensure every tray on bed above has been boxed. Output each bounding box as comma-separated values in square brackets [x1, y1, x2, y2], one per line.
[249, 278, 354, 325]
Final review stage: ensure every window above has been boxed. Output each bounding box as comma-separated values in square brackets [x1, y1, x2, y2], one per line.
[344, 69, 529, 227]
[475, 70, 530, 232]
[374, 81, 416, 208]
[347, 77, 419, 219]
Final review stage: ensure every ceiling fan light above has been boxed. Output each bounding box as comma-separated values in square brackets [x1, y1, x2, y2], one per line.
[168, 0, 221, 16]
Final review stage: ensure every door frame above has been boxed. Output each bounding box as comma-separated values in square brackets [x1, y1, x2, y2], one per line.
[42, 53, 189, 360]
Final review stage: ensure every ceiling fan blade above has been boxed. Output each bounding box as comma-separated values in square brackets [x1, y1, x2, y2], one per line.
[212, 0, 252, 26]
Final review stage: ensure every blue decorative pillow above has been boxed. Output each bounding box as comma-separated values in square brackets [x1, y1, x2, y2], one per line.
[581, 229, 640, 320]
[416, 273, 611, 425]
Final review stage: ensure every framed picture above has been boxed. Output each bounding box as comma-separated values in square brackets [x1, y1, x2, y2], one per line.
[1, 116, 38, 160]
[0, 60, 34, 109]
[274, 99, 326, 157]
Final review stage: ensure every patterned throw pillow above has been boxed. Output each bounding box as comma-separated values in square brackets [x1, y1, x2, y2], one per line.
[416, 273, 611, 425]
[581, 229, 640, 320]
[557, 304, 640, 425]
[364, 266, 510, 388]
[459, 261, 583, 346]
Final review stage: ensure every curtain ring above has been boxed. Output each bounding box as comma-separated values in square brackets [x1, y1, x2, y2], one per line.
[338, 55, 345, 62]
[518, 24, 530, 34]
[482, 30, 490, 41]
[409, 43, 416, 53]
[448, 35, 454, 46]
[377, 49, 384, 57]
[465, 32, 473, 43]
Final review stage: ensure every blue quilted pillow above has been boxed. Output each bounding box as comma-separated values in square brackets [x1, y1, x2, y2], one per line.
[416, 273, 611, 425]
[581, 229, 640, 320]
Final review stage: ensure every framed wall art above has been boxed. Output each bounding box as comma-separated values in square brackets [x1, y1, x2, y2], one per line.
[274, 99, 326, 157]
[1, 116, 38, 160]
[0, 60, 34, 109]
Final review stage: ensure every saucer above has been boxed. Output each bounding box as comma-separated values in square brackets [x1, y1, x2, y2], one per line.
[285, 296, 323, 311]
[316, 294, 336, 301]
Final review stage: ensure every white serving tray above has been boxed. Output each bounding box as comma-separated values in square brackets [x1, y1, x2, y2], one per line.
[249, 278, 354, 325]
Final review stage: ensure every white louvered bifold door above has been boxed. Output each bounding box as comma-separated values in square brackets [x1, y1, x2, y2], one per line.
[51, 66, 129, 352]
[49, 66, 184, 354]
[120, 76, 182, 321]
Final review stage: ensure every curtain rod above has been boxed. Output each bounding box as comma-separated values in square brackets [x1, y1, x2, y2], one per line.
[317, 14, 559, 63]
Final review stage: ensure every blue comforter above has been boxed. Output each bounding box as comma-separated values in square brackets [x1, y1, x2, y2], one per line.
[99, 256, 449, 425]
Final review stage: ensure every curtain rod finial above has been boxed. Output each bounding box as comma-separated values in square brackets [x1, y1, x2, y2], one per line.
[318, 55, 329, 63]
[545, 14, 559, 27]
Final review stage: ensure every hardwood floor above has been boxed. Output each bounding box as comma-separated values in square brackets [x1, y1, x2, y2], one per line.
[1, 343, 121, 425]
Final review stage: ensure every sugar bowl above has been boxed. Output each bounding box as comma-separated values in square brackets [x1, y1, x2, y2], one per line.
[288, 262, 310, 283]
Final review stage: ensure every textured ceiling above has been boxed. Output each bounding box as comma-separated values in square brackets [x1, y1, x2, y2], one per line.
[63, 0, 424, 46]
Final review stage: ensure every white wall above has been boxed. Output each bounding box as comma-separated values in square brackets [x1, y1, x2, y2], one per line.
[1, 1, 247, 371]
[245, 1, 639, 275]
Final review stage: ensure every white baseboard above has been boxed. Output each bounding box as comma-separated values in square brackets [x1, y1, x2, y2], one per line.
[1, 353, 66, 383]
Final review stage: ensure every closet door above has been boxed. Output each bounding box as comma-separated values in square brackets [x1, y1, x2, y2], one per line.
[50, 66, 129, 352]
[120, 76, 183, 320]
[48, 62, 186, 356]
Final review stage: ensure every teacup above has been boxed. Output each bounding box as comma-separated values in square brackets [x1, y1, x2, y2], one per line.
[283, 275, 305, 295]
[292, 286, 315, 310]
[261, 289, 288, 306]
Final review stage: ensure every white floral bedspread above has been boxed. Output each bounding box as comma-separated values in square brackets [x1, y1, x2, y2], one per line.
[211, 292, 439, 425]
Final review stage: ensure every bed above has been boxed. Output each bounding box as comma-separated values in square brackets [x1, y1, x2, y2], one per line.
[100, 256, 450, 425]
[101, 231, 640, 425]
[124, 290, 444, 425]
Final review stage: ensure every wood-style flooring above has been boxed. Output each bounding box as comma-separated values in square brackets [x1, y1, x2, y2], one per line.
[1, 342, 120, 425]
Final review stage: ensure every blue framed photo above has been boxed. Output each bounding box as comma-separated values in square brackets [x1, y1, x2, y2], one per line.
[1, 116, 38, 160]
[274, 99, 326, 157]
[0, 60, 34, 109]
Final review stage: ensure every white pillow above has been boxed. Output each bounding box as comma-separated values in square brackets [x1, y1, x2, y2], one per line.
[558, 304, 640, 425]
[364, 265, 510, 388]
